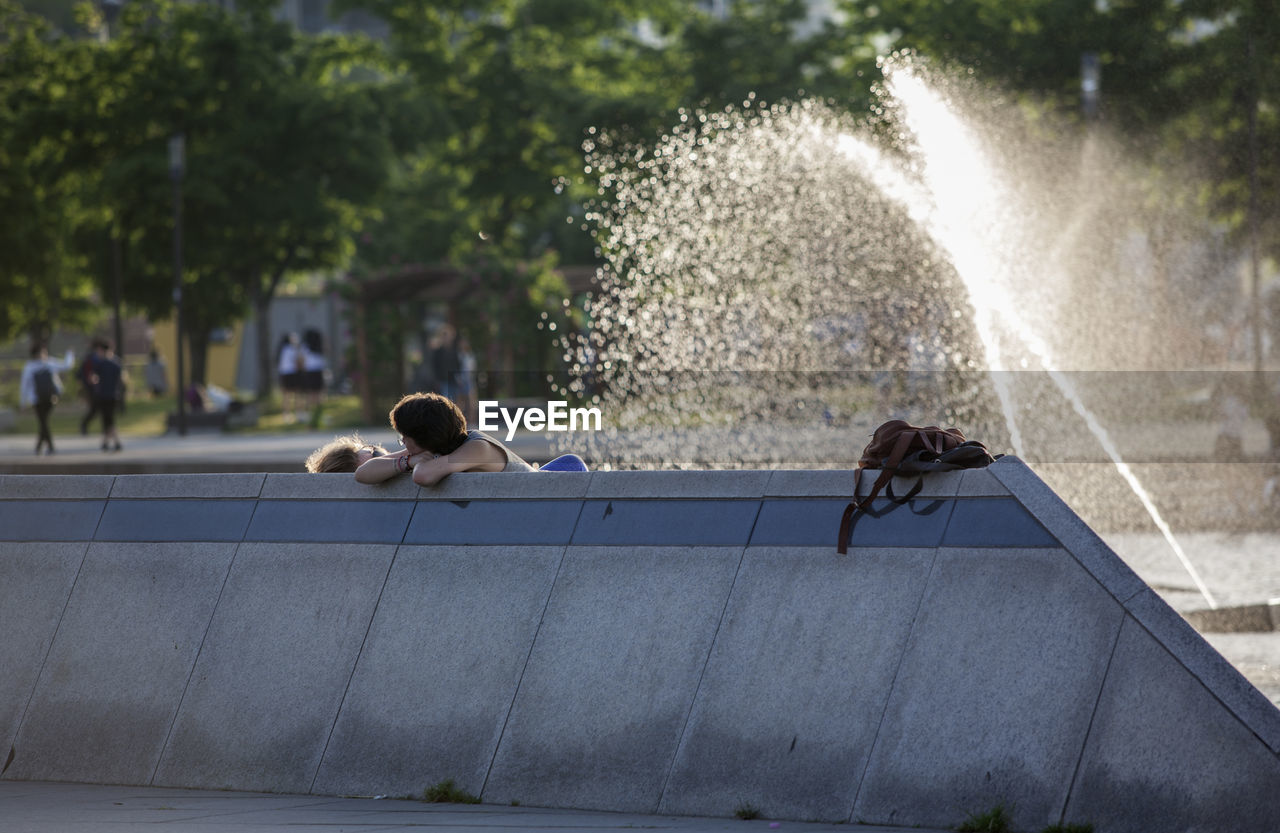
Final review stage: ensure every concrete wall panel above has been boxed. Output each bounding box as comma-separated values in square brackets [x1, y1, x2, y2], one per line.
[1066, 616, 1280, 833]
[0, 542, 86, 766]
[0, 474, 115, 499]
[851, 548, 1126, 832]
[95, 499, 255, 542]
[6, 542, 235, 784]
[0, 500, 104, 541]
[403, 501, 582, 546]
[313, 545, 563, 798]
[153, 543, 395, 793]
[483, 546, 743, 813]
[571, 500, 759, 547]
[244, 500, 413, 544]
[1, 465, 1277, 833]
[751, 497, 954, 548]
[658, 546, 936, 821]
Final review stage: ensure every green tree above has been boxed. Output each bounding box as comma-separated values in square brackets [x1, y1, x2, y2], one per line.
[82, 0, 400, 391]
[0, 1, 101, 347]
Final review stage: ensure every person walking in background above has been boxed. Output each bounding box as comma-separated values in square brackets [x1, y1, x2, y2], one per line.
[78, 339, 104, 435]
[89, 341, 124, 452]
[20, 344, 74, 455]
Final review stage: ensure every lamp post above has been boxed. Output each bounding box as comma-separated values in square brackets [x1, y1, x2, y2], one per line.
[99, 0, 125, 365]
[170, 133, 187, 436]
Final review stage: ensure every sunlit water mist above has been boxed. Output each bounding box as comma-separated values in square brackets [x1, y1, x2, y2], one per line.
[861, 61, 1217, 607]
[556, 55, 1230, 605]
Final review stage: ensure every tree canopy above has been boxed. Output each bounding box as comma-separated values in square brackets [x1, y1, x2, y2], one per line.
[3, 0, 1274, 398]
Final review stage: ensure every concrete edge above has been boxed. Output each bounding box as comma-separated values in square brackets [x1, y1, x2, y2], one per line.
[109, 473, 267, 499]
[988, 457, 1147, 602]
[0, 474, 117, 499]
[1124, 588, 1280, 756]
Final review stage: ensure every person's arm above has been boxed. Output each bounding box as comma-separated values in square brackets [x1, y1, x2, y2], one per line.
[354, 449, 426, 483]
[411, 437, 507, 486]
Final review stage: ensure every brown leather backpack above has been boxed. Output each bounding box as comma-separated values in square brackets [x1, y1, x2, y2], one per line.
[836, 420, 996, 554]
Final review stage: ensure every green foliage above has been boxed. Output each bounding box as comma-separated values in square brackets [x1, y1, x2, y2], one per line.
[733, 802, 761, 820]
[1041, 823, 1093, 833]
[0, 1, 103, 345]
[956, 803, 1010, 833]
[422, 779, 481, 804]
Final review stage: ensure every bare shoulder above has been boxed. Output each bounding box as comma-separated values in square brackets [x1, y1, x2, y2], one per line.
[453, 435, 507, 472]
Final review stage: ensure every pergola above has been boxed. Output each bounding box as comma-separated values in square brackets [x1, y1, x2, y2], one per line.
[348, 263, 599, 421]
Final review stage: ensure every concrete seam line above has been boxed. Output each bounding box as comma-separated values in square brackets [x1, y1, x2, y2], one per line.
[656, 502, 762, 812]
[1056, 605, 1127, 827]
[2, 537, 94, 778]
[310, 542, 402, 795]
[151, 496, 254, 786]
[846, 545, 941, 822]
[308, 498, 418, 792]
[478, 501, 585, 799]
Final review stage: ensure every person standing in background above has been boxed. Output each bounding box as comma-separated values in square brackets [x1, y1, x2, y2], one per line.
[278, 333, 303, 422]
[20, 344, 74, 455]
[90, 342, 124, 452]
[300, 329, 328, 421]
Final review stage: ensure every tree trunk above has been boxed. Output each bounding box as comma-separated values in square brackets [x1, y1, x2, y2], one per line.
[253, 280, 274, 401]
[187, 324, 211, 387]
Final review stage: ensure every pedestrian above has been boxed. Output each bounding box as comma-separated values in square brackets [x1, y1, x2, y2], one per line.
[78, 339, 104, 435]
[89, 341, 124, 452]
[19, 344, 74, 455]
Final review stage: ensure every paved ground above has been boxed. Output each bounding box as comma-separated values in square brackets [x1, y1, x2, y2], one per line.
[0, 782, 950, 833]
[0, 426, 556, 474]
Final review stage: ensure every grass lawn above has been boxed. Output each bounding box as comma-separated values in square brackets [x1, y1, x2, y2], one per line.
[4, 393, 372, 439]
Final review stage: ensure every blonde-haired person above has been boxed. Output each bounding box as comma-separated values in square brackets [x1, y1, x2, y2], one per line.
[305, 434, 388, 473]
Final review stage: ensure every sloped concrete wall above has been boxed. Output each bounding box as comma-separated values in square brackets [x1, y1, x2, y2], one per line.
[1, 461, 1277, 833]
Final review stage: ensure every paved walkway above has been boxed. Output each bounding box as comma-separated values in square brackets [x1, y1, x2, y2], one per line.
[0, 782, 949, 833]
[0, 427, 555, 474]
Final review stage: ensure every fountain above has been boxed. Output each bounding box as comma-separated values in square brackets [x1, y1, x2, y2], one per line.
[557, 53, 1277, 615]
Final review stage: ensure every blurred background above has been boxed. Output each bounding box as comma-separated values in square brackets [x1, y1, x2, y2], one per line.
[0, 0, 1275, 434]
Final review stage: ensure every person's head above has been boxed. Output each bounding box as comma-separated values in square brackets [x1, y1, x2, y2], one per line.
[390, 392, 467, 456]
[30, 343, 48, 360]
[305, 434, 387, 473]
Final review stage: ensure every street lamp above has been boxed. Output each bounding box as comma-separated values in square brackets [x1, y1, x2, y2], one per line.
[169, 132, 187, 437]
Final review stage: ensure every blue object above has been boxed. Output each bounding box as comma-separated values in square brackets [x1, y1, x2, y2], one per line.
[540, 454, 589, 472]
